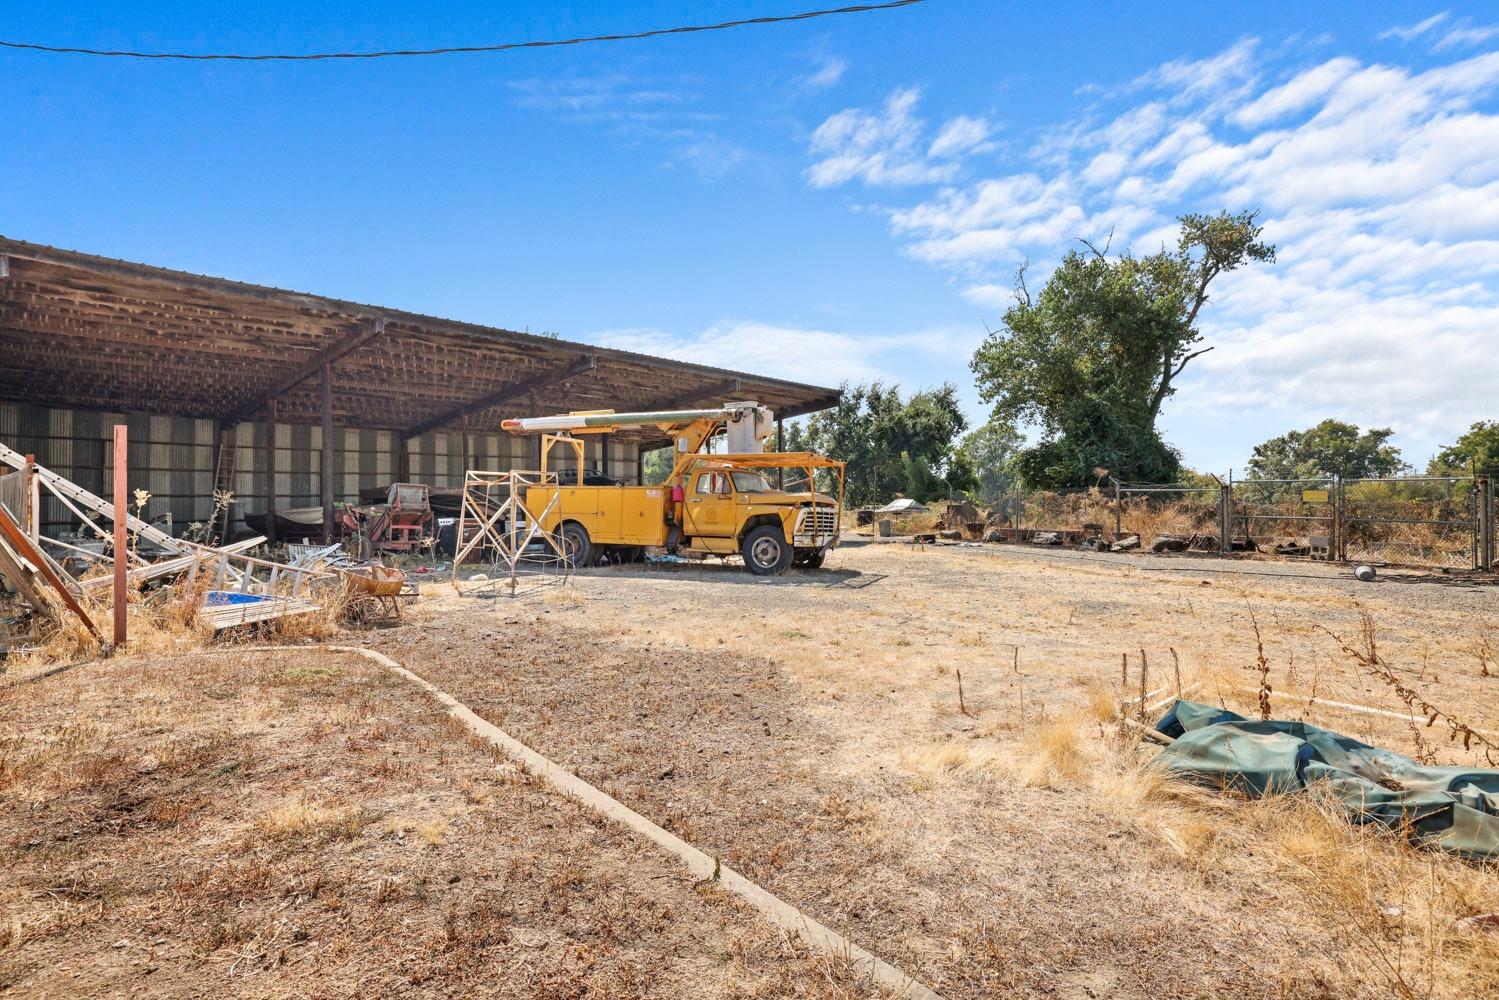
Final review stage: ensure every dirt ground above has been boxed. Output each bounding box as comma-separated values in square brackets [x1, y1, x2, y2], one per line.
[5, 538, 1498, 998]
[0, 647, 895, 998]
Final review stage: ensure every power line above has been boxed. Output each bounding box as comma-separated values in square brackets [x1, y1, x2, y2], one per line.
[0, 1, 923, 62]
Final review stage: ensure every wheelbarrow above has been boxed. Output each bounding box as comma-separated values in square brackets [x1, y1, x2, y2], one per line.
[340, 564, 407, 622]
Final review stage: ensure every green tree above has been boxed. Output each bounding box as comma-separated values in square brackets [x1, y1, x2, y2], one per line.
[957, 419, 1022, 499]
[970, 211, 1275, 488]
[1428, 421, 1499, 476]
[1246, 419, 1408, 480]
[802, 382, 969, 506]
[641, 446, 674, 484]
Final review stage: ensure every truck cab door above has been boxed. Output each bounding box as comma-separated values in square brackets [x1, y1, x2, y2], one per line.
[687, 471, 735, 536]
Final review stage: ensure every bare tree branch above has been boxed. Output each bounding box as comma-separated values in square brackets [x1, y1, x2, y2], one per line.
[1076, 229, 1115, 260]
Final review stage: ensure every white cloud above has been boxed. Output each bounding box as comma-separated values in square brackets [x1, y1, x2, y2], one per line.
[959, 283, 1013, 308]
[804, 38, 1499, 466]
[507, 74, 688, 121]
[803, 53, 849, 89]
[1378, 12, 1449, 42]
[1231, 57, 1360, 126]
[667, 133, 748, 180]
[928, 115, 997, 159]
[806, 89, 998, 188]
[1139, 37, 1260, 104]
[1435, 22, 1499, 51]
[592, 320, 982, 390]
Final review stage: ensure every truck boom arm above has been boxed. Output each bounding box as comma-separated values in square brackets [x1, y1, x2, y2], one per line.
[502, 401, 775, 460]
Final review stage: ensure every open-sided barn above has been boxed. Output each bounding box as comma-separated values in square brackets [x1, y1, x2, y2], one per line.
[0, 237, 839, 540]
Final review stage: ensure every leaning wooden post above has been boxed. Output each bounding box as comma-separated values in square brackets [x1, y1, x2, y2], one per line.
[21, 453, 36, 540]
[112, 424, 128, 649]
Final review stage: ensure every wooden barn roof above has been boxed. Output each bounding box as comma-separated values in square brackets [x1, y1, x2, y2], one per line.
[0, 237, 840, 443]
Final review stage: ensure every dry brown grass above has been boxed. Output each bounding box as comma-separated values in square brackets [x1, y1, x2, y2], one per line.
[0, 647, 901, 998]
[6, 574, 349, 676]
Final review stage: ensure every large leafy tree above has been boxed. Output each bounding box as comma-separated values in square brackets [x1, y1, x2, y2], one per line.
[1428, 421, 1499, 476]
[1246, 419, 1408, 480]
[800, 382, 969, 506]
[956, 419, 1023, 500]
[970, 211, 1275, 488]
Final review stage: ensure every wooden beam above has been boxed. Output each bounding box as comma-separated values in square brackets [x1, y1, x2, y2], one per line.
[321, 362, 334, 544]
[112, 424, 128, 648]
[266, 399, 278, 546]
[0, 441, 183, 553]
[223, 317, 387, 424]
[639, 377, 742, 411]
[403, 354, 597, 440]
[774, 392, 843, 422]
[460, 413, 470, 474]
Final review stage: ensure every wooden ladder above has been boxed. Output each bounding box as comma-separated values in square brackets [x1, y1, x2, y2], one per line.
[213, 429, 237, 540]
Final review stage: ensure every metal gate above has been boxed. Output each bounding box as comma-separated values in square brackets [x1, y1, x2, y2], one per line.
[1340, 476, 1481, 570]
[1232, 477, 1338, 557]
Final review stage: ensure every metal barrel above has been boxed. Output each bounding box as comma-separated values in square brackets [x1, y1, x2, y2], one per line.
[500, 407, 736, 433]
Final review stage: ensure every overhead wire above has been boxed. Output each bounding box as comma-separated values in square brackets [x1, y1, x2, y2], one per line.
[0, 1, 923, 61]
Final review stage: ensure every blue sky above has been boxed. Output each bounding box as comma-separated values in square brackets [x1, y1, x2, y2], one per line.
[4, 2, 1498, 474]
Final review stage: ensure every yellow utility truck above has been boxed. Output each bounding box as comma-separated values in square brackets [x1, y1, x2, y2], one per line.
[500, 402, 844, 575]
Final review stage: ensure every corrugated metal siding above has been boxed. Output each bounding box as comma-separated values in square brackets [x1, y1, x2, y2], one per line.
[2, 403, 647, 537]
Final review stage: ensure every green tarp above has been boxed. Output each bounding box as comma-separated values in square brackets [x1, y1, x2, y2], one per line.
[1154, 700, 1499, 860]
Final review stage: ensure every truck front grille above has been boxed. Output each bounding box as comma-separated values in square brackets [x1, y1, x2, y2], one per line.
[796, 507, 838, 538]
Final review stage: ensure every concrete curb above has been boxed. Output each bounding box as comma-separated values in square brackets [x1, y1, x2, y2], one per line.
[327, 644, 944, 1000]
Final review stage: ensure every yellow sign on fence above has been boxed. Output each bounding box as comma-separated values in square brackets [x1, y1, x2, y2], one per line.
[1302, 489, 1330, 504]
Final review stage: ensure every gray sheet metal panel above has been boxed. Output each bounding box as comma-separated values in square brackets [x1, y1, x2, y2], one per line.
[1, 402, 651, 535]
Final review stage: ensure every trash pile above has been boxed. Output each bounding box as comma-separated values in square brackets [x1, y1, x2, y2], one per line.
[0, 450, 408, 662]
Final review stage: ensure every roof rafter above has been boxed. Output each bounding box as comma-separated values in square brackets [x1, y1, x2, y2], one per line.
[223, 317, 388, 423]
[638, 377, 742, 411]
[403, 353, 598, 440]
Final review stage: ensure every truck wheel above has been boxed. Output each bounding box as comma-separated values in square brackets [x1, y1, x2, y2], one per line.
[795, 549, 827, 570]
[561, 522, 593, 567]
[741, 525, 793, 576]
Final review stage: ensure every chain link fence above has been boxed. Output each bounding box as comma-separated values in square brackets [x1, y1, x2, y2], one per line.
[971, 475, 1495, 571]
[1340, 476, 1480, 570]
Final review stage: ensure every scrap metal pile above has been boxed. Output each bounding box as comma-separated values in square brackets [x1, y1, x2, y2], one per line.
[0, 441, 407, 658]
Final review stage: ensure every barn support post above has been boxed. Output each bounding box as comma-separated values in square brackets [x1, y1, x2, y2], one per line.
[600, 433, 611, 480]
[776, 420, 784, 489]
[394, 433, 409, 483]
[266, 398, 279, 546]
[321, 361, 335, 544]
[461, 414, 471, 476]
[112, 424, 128, 649]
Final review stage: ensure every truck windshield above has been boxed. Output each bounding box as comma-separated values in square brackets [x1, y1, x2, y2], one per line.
[730, 472, 775, 493]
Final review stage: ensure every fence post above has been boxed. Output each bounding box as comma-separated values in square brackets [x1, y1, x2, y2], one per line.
[1219, 482, 1231, 555]
[112, 424, 128, 649]
[1113, 479, 1122, 540]
[1337, 476, 1349, 563]
[1481, 476, 1495, 572]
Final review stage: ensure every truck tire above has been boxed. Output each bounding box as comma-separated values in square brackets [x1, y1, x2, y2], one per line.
[794, 549, 827, 570]
[561, 521, 593, 568]
[741, 525, 793, 576]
